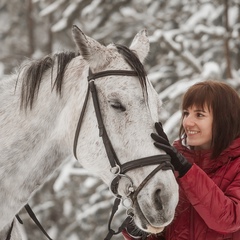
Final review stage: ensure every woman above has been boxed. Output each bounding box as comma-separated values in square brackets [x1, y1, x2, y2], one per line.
[123, 80, 240, 239]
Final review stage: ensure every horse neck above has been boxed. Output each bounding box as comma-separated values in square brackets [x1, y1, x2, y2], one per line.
[3, 56, 101, 157]
[53, 58, 90, 147]
[0, 58, 89, 230]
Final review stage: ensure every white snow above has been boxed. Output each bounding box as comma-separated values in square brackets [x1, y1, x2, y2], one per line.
[40, 0, 66, 17]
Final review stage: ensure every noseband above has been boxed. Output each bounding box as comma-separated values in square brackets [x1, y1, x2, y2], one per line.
[73, 68, 173, 240]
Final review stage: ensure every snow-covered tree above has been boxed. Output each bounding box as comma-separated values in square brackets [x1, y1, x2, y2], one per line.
[1, 0, 240, 239]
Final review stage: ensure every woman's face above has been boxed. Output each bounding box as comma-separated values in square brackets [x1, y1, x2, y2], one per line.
[182, 104, 213, 150]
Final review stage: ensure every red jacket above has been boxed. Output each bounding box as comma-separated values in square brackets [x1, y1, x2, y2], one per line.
[123, 137, 240, 240]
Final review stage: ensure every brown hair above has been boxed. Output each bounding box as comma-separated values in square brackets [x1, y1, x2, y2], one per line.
[179, 80, 240, 159]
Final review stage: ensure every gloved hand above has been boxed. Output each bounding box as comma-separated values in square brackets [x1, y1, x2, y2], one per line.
[151, 122, 192, 177]
[122, 225, 164, 240]
[122, 224, 148, 240]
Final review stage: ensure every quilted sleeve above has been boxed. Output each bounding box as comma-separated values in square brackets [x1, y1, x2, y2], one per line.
[178, 162, 240, 233]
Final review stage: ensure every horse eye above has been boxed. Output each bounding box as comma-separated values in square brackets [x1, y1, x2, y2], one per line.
[109, 101, 126, 112]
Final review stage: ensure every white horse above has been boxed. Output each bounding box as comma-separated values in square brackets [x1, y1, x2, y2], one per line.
[0, 26, 179, 239]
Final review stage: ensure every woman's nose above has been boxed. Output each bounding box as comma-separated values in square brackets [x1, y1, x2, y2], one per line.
[183, 116, 195, 127]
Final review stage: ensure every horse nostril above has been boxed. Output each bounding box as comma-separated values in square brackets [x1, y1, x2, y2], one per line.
[154, 189, 163, 210]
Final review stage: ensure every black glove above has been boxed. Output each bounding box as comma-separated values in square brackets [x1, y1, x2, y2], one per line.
[124, 223, 165, 240]
[151, 122, 192, 177]
[125, 223, 148, 239]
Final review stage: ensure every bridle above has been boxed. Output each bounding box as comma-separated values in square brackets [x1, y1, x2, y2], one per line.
[73, 68, 173, 240]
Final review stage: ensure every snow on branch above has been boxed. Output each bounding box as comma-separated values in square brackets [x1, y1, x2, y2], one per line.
[62, 2, 79, 18]
[53, 157, 97, 192]
[40, 0, 66, 17]
[163, 110, 181, 136]
[183, 3, 215, 30]
[52, 18, 68, 32]
[76, 199, 112, 221]
[51, 1, 83, 32]
[81, 0, 102, 17]
[162, 32, 202, 73]
[159, 78, 202, 101]
[195, 24, 226, 37]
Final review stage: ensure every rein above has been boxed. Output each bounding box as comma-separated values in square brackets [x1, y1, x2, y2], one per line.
[73, 68, 173, 239]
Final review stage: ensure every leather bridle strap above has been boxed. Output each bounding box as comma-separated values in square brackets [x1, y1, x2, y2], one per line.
[73, 83, 90, 159]
[88, 69, 139, 169]
[88, 70, 138, 81]
[13, 205, 53, 240]
[24, 204, 53, 240]
[5, 221, 14, 240]
[104, 198, 133, 240]
[110, 155, 173, 196]
[106, 161, 173, 240]
[89, 80, 120, 168]
[73, 68, 138, 165]
[120, 154, 172, 174]
[131, 162, 172, 204]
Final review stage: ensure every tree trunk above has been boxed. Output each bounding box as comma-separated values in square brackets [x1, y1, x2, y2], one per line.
[26, 0, 34, 56]
[223, 0, 232, 79]
[46, 14, 53, 54]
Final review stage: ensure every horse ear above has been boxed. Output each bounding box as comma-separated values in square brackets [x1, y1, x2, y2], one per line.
[72, 25, 109, 69]
[129, 29, 149, 63]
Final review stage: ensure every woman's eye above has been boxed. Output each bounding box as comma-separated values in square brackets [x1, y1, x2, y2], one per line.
[197, 113, 204, 117]
[109, 102, 126, 112]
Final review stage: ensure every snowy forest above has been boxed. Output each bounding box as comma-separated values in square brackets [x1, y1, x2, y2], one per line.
[0, 0, 240, 239]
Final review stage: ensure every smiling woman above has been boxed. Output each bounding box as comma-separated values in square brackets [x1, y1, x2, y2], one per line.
[179, 80, 240, 158]
[182, 105, 213, 150]
[124, 80, 240, 240]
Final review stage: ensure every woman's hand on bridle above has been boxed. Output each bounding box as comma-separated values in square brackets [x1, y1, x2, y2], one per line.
[151, 122, 192, 177]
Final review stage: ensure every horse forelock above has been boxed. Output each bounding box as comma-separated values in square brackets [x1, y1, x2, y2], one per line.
[114, 44, 147, 93]
[19, 51, 77, 110]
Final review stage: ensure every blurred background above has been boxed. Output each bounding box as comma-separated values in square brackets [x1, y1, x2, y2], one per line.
[1, 0, 240, 239]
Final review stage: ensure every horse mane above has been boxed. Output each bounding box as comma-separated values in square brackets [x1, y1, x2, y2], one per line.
[19, 44, 147, 110]
[19, 51, 77, 110]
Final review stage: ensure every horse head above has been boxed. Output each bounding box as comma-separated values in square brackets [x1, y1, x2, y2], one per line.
[71, 26, 179, 235]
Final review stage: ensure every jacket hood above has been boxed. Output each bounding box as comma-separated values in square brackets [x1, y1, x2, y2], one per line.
[173, 137, 240, 174]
